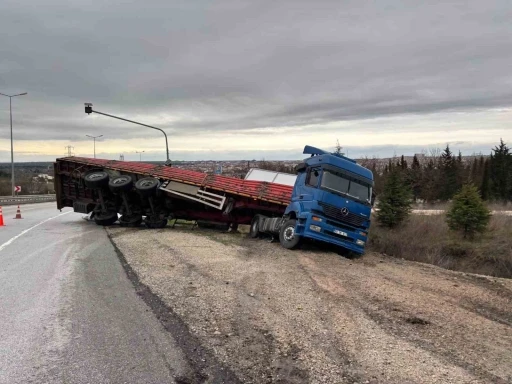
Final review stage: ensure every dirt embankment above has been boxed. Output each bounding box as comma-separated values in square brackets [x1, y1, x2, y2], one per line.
[107, 226, 512, 384]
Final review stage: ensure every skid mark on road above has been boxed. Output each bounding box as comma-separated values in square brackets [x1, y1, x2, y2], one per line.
[0, 211, 72, 253]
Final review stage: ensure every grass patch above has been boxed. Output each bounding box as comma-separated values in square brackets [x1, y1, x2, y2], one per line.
[368, 214, 512, 278]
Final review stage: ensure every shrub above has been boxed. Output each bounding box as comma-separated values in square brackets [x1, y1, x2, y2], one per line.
[446, 183, 491, 239]
[368, 213, 512, 278]
[376, 169, 412, 228]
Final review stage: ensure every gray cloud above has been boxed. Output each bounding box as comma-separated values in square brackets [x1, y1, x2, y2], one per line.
[0, 0, 511, 149]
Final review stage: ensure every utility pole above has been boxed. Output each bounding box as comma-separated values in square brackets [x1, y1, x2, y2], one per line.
[0, 91, 28, 197]
[85, 134, 103, 158]
[119, 154, 125, 161]
[65, 146, 74, 157]
[135, 150, 145, 162]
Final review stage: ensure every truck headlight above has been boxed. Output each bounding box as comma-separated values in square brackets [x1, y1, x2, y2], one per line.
[310, 225, 321, 232]
[356, 239, 365, 246]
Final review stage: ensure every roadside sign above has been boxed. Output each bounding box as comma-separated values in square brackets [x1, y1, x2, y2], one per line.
[14, 186, 21, 193]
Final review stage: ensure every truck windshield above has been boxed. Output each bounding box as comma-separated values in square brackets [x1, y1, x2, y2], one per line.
[320, 170, 371, 204]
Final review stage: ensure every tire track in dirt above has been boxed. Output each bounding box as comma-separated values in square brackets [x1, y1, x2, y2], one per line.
[108, 226, 512, 384]
[299, 253, 512, 383]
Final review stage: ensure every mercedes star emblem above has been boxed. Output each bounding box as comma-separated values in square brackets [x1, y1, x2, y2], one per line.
[341, 207, 349, 216]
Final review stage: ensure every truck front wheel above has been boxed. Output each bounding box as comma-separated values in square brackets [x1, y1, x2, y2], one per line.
[279, 219, 301, 249]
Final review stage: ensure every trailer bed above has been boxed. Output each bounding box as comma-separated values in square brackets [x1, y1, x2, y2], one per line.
[58, 157, 293, 206]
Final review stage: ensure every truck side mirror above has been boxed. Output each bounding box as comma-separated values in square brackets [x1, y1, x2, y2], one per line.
[371, 191, 376, 206]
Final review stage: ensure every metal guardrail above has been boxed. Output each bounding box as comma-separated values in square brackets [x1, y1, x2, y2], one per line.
[0, 195, 56, 205]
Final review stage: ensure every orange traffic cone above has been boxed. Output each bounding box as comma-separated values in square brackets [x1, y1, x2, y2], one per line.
[14, 205, 23, 219]
[0, 206, 4, 226]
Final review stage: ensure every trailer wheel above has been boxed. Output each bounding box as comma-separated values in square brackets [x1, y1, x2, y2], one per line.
[279, 219, 301, 249]
[84, 171, 109, 189]
[94, 211, 118, 226]
[109, 175, 133, 193]
[145, 216, 168, 229]
[119, 214, 142, 227]
[249, 215, 262, 238]
[135, 177, 160, 197]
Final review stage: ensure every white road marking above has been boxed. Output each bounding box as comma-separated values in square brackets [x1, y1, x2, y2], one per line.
[0, 210, 73, 253]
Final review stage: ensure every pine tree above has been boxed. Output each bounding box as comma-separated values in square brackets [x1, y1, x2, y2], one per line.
[470, 158, 477, 182]
[478, 155, 485, 172]
[489, 139, 511, 201]
[420, 158, 440, 203]
[334, 139, 345, 156]
[456, 150, 469, 186]
[446, 183, 490, 239]
[376, 168, 412, 228]
[481, 158, 491, 200]
[412, 155, 421, 170]
[439, 145, 460, 200]
[409, 155, 422, 201]
[399, 155, 408, 170]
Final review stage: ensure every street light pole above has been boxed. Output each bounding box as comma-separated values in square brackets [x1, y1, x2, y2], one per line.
[1, 92, 28, 197]
[84, 103, 170, 165]
[136, 150, 145, 162]
[86, 134, 103, 158]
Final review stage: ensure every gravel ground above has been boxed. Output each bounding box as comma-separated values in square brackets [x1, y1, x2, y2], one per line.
[107, 225, 512, 384]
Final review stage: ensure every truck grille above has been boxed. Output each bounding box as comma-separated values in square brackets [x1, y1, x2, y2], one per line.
[318, 202, 367, 228]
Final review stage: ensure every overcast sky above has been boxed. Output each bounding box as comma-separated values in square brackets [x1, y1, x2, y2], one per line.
[1, 0, 511, 162]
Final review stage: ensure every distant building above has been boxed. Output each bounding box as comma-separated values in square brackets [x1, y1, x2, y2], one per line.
[37, 174, 54, 180]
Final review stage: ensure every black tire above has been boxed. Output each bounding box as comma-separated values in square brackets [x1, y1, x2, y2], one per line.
[119, 213, 142, 227]
[94, 211, 118, 226]
[249, 215, 262, 238]
[145, 216, 168, 229]
[84, 171, 109, 189]
[135, 177, 160, 197]
[109, 175, 134, 193]
[279, 219, 301, 249]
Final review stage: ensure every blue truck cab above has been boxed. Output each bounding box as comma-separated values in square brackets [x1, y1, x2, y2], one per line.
[281, 145, 374, 255]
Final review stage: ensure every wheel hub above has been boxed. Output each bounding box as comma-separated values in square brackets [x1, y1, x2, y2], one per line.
[284, 226, 295, 241]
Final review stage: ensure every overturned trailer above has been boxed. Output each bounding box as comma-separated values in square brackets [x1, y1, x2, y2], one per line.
[54, 157, 292, 228]
[54, 145, 374, 255]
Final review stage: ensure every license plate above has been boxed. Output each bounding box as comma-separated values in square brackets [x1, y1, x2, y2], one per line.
[334, 229, 348, 237]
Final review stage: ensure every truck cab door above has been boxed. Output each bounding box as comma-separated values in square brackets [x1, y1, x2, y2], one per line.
[292, 167, 320, 202]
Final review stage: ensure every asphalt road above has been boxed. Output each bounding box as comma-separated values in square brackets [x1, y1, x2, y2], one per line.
[0, 203, 192, 383]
